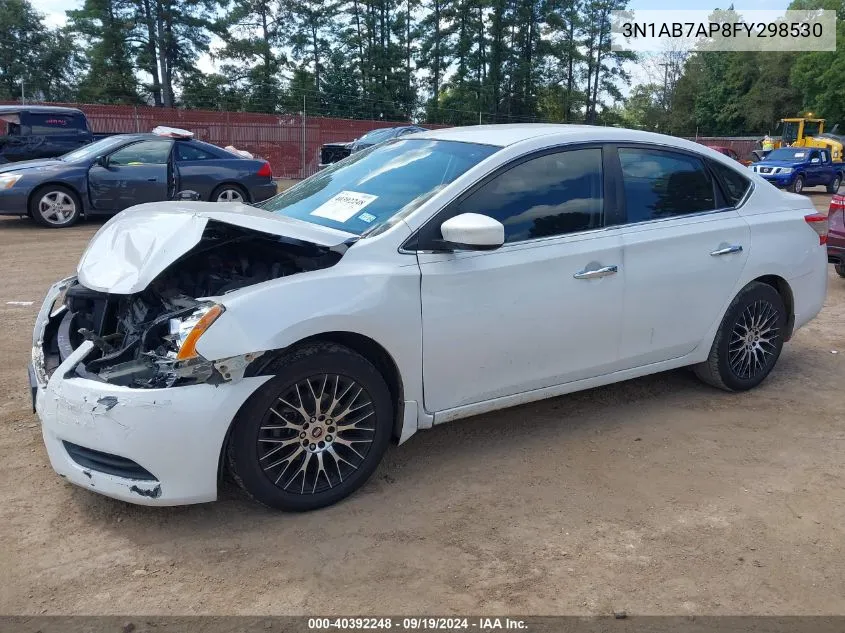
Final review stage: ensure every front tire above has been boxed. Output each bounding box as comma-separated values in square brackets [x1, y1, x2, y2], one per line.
[790, 175, 805, 194]
[227, 342, 393, 511]
[694, 282, 787, 392]
[828, 174, 842, 193]
[29, 185, 81, 228]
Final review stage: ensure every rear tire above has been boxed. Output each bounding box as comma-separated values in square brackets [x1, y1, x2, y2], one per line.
[790, 175, 805, 194]
[694, 282, 787, 392]
[211, 184, 248, 203]
[835, 263, 845, 278]
[227, 342, 393, 511]
[828, 174, 842, 193]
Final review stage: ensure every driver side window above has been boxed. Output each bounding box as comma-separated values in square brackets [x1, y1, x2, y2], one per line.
[452, 148, 604, 243]
[109, 140, 173, 166]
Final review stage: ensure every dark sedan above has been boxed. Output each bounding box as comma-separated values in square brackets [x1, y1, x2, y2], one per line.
[0, 133, 277, 227]
[317, 125, 427, 169]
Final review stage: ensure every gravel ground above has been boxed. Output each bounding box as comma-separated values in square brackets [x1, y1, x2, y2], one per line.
[0, 192, 843, 616]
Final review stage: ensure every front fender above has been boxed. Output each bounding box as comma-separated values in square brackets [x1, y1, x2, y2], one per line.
[195, 260, 424, 405]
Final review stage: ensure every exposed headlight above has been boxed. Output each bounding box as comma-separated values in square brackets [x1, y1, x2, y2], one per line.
[167, 303, 225, 360]
[779, 167, 793, 174]
[0, 174, 22, 190]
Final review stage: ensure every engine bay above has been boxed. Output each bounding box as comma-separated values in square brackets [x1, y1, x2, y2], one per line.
[44, 221, 345, 388]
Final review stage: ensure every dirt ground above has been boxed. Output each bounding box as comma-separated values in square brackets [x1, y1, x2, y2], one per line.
[0, 192, 843, 616]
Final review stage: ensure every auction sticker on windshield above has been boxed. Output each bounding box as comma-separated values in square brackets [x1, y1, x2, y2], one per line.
[311, 191, 378, 222]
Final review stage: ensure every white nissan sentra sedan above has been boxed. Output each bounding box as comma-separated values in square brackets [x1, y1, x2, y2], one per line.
[30, 125, 828, 511]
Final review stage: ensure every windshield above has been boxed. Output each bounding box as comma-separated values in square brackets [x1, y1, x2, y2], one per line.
[259, 139, 499, 235]
[767, 148, 812, 161]
[781, 121, 798, 144]
[61, 136, 128, 162]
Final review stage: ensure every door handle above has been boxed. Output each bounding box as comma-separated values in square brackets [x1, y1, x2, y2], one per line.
[147, 178, 158, 182]
[710, 245, 743, 256]
[573, 265, 618, 280]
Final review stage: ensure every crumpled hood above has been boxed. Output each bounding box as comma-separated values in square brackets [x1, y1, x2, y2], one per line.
[77, 201, 356, 294]
[0, 159, 64, 174]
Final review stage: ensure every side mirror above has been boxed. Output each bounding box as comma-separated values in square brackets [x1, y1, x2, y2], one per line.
[173, 190, 201, 201]
[439, 213, 505, 251]
[96, 155, 109, 168]
[811, 158, 821, 164]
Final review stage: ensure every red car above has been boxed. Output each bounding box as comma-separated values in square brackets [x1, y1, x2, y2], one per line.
[707, 145, 752, 166]
[828, 194, 845, 277]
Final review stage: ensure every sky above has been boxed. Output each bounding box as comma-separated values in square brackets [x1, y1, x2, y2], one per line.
[31, 0, 796, 94]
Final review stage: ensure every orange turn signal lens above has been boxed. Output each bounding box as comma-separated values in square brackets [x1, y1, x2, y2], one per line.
[175, 304, 225, 361]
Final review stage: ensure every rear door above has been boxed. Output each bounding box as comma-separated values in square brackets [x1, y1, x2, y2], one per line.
[613, 145, 751, 369]
[88, 139, 174, 210]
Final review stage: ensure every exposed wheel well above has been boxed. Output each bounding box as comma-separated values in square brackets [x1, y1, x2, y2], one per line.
[217, 332, 406, 484]
[753, 275, 795, 340]
[27, 183, 84, 216]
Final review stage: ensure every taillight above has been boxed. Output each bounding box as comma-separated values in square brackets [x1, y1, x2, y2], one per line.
[257, 161, 272, 178]
[829, 194, 845, 213]
[804, 213, 829, 245]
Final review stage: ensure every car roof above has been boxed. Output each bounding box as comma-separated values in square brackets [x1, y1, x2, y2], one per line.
[408, 123, 709, 150]
[0, 105, 85, 115]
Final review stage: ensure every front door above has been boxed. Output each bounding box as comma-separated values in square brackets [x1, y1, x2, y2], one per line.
[415, 146, 624, 413]
[88, 139, 173, 211]
[614, 145, 751, 368]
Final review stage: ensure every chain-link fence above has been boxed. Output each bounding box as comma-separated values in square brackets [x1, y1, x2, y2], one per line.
[2, 101, 762, 178]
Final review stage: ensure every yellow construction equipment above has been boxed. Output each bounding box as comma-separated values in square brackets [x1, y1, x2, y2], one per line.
[753, 118, 845, 163]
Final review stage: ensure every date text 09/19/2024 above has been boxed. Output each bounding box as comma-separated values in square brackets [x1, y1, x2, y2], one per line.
[307, 618, 529, 630]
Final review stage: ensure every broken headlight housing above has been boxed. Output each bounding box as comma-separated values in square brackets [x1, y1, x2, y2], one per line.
[166, 303, 225, 361]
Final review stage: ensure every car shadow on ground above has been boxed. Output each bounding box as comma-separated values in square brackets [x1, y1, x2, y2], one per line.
[0, 215, 109, 232]
[62, 366, 727, 535]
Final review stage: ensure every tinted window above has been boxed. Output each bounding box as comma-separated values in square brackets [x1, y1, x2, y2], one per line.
[619, 148, 716, 222]
[109, 140, 173, 166]
[453, 148, 604, 243]
[177, 143, 216, 161]
[24, 113, 86, 135]
[260, 139, 498, 235]
[710, 160, 751, 206]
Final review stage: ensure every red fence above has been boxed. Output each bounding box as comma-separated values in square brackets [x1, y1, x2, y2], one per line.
[83, 104, 410, 179]
[691, 136, 760, 160]
[2, 102, 410, 179]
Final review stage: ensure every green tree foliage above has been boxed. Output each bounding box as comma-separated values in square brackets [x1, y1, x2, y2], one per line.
[0, 0, 81, 101]
[68, 0, 140, 103]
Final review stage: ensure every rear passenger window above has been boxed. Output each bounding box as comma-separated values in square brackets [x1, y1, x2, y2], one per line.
[177, 143, 216, 161]
[455, 148, 604, 242]
[619, 148, 716, 222]
[710, 160, 751, 206]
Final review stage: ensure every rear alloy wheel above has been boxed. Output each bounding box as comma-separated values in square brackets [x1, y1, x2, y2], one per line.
[694, 282, 786, 392]
[790, 175, 805, 194]
[213, 185, 246, 203]
[30, 186, 81, 228]
[227, 342, 392, 511]
[829, 174, 842, 194]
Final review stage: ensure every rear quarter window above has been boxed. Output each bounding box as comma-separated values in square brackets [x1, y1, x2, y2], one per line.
[709, 160, 751, 206]
[23, 113, 87, 135]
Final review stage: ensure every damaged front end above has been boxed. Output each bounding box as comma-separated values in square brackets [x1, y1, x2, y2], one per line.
[37, 220, 346, 389]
